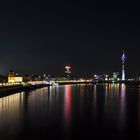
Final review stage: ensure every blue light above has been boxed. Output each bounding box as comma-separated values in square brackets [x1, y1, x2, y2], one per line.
[121, 51, 127, 63]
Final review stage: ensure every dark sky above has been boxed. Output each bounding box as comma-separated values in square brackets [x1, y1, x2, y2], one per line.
[0, 0, 140, 77]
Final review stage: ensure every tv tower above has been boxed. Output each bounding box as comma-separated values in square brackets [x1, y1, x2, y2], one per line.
[121, 51, 127, 81]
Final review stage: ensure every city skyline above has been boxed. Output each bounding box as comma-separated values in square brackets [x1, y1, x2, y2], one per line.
[0, 1, 140, 139]
[0, 0, 140, 77]
[0, 50, 138, 79]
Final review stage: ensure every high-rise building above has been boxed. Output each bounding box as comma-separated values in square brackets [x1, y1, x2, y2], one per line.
[121, 51, 127, 81]
[65, 66, 71, 79]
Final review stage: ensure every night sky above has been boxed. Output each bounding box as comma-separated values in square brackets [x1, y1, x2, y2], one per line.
[0, 0, 140, 77]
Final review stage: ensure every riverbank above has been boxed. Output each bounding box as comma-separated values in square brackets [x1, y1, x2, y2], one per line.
[0, 80, 140, 98]
[0, 84, 49, 98]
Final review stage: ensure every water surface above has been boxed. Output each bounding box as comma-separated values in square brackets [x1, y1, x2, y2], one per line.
[0, 84, 140, 140]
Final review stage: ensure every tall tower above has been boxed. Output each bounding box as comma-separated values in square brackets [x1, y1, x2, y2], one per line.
[121, 51, 127, 81]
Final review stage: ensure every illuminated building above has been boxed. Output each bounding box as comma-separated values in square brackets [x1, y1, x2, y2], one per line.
[65, 66, 71, 79]
[8, 70, 23, 83]
[103, 74, 109, 81]
[93, 74, 100, 83]
[113, 72, 119, 81]
[121, 51, 127, 81]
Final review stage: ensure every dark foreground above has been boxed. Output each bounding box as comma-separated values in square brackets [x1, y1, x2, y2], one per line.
[0, 83, 140, 140]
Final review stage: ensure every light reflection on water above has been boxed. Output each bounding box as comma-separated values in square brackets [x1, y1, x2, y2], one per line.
[64, 85, 72, 129]
[119, 84, 126, 131]
[0, 84, 140, 139]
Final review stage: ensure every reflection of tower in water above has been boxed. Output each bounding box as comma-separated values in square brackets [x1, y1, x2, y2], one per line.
[93, 85, 97, 101]
[119, 83, 126, 131]
[93, 85, 97, 118]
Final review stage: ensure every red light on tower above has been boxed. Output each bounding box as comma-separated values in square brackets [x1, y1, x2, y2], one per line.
[65, 66, 71, 71]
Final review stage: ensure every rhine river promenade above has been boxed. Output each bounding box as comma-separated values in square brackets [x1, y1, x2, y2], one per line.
[0, 79, 140, 97]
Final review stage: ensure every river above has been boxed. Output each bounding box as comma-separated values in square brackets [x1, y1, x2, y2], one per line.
[0, 83, 140, 140]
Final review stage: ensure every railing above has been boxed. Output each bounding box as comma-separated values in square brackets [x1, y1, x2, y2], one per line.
[28, 81, 49, 85]
[0, 82, 22, 87]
